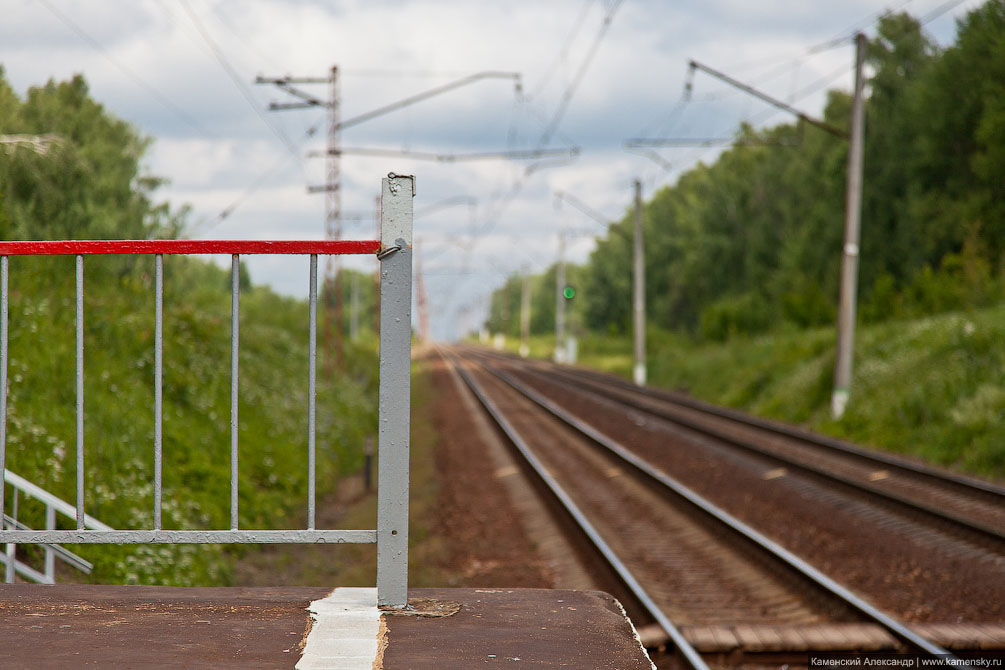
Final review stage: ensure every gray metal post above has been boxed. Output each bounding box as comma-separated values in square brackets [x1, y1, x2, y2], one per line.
[154, 254, 163, 529]
[75, 255, 84, 529]
[307, 254, 318, 530]
[377, 174, 413, 609]
[632, 179, 647, 386]
[833, 33, 867, 419]
[230, 255, 240, 530]
[0, 255, 7, 525]
[519, 269, 531, 358]
[554, 232, 566, 363]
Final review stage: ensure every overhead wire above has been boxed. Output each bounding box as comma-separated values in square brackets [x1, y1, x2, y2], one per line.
[340, 69, 495, 78]
[198, 113, 327, 231]
[176, 0, 300, 156]
[706, 0, 914, 85]
[919, 0, 971, 25]
[34, 0, 217, 139]
[633, 0, 931, 183]
[35, 0, 323, 237]
[527, 0, 595, 101]
[644, 45, 858, 183]
[633, 24, 866, 191]
[205, 1, 281, 73]
[807, 0, 916, 53]
[436, 0, 630, 331]
[537, 0, 626, 148]
[475, 0, 626, 241]
[478, 0, 973, 338]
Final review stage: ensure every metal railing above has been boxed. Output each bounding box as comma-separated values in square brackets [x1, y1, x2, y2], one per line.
[0, 174, 413, 607]
[3, 469, 104, 584]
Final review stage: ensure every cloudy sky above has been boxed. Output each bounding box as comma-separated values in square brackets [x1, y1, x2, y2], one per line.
[0, 0, 981, 339]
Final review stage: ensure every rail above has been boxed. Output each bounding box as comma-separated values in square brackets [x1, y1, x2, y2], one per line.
[503, 352, 1005, 542]
[0, 174, 414, 608]
[452, 347, 958, 663]
[443, 348, 709, 670]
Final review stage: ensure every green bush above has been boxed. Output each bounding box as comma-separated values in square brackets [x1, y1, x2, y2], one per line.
[699, 292, 774, 341]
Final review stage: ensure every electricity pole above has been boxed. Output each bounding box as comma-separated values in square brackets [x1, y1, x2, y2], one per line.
[257, 69, 527, 365]
[415, 242, 431, 342]
[256, 67, 344, 373]
[833, 33, 868, 419]
[632, 179, 646, 386]
[324, 66, 344, 372]
[553, 190, 623, 367]
[520, 269, 531, 358]
[323, 66, 347, 371]
[555, 231, 566, 363]
[680, 49, 868, 415]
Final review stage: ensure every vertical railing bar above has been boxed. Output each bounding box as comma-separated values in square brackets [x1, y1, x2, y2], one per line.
[44, 504, 55, 582]
[154, 254, 163, 530]
[76, 255, 84, 530]
[230, 254, 239, 530]
[307, 254, 317, 530]
[4, 488, 16, 583]
[0, 255, 7, 524]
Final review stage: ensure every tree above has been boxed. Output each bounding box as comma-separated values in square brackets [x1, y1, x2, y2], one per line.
[0, 70, 182, 243]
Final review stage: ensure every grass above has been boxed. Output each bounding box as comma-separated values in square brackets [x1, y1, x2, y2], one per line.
[4, 255, 378, 585]
[492, 303, 1005, 479]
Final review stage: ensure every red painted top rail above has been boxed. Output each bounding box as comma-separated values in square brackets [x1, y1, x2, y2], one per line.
[0, 240, 381, 256]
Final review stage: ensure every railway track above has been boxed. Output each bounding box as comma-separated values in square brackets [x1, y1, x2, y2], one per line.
[438, 347, 1001, 668]
[494, 348, 1005, 540]
[457, 349, 1005, 619]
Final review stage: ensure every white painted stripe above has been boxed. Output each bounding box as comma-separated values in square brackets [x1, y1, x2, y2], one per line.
[297, 587, 382, 670]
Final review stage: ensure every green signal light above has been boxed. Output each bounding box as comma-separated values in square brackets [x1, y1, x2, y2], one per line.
[563, 286, 575, 299]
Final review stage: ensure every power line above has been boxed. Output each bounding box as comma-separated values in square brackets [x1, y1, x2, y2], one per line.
[710, 0, 915, 80]
[340, 68, 502, 78]
[454, 0, 622, 276]
[452, 1, 627, 280]
[536, 0, 626, 148]
[34, 0, 217, 139]
[335, 71, 521, 132]
[920, 0, 970, 25]
[516, 97, 583, 151]
[528, 0, 595, 101]
[205, 1, 281, 74]
[311, 146, 579, 163]
[789, 61, 854, 105]
[439, 0, 626, 297]
[177, 0, 299, 156]
[808, 0, 916, 53]
[202, 114, 326, 229]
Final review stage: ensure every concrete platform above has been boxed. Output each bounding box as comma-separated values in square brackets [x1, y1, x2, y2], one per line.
[0, 585, 654, 669]
[381, 588, 654, 669]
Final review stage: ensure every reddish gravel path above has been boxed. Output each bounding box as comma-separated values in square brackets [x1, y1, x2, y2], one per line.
[425, 355, 555, 588]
